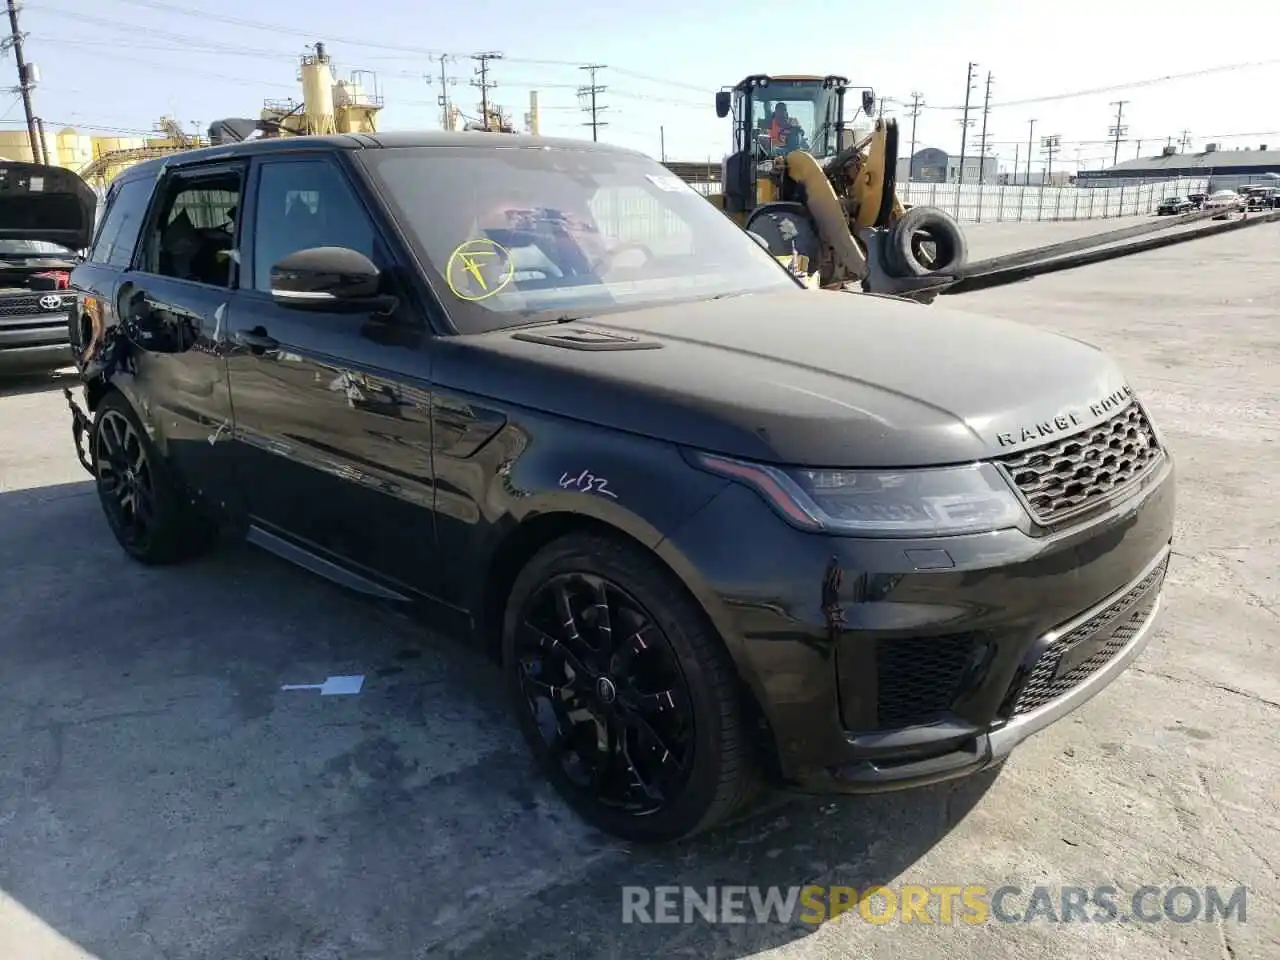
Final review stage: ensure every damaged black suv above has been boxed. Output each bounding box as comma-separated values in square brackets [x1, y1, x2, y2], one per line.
[65, 133, 1175, 843]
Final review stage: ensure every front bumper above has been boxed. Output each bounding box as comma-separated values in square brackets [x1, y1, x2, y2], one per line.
[814, 545, 1167, 792]
[661, 449, 1176, 794]
[0, 308, 74, 374]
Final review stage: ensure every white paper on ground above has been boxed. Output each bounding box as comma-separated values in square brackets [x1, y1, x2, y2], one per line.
[280, 674, 365, 696]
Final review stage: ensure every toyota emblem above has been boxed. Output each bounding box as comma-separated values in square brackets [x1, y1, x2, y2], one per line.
[39, 294, 63, 310]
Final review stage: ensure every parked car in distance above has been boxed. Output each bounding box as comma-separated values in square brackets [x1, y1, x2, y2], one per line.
[1156, 195, 1193, 215]
[1203, 189, 1245, 218]
[0, 161, 93, 375]
[1186, 193, 1209, 209]
[64, 132, 1176, 843]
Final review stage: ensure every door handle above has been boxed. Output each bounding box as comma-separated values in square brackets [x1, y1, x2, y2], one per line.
[234, 328, 279, 351]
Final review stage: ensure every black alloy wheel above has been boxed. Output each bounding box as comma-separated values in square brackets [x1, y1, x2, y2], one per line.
[503, 533, 757, 843]
[91, 391, 216, 565]
[514, 572, 695, 815]
[95, 406, 157, 556]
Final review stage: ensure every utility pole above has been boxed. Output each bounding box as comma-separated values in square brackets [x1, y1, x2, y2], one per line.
[577, 64, 607, 141]
[976, 71, 993, 185]
[956, 62, 977, 185]
[1178, 129, 1192, 151]
[906, 92, 924, 168]
[430, 54, 458, 130]
[659, 125, 665, 163]
[470, 51, 503, 132]
[4, 0, 41, 164]
[1109, 99, 1128, 167]
[1041, 134, 1060, 184]
[1025, 118, 1036, 185]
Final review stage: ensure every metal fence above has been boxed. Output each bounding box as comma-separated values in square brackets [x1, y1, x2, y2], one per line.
[678, 176, 1213, 223]
[899, 177, 1211, 222]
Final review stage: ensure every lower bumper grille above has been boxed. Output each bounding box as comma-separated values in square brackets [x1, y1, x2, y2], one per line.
[875, 633, 980, 730]
[1009, 556, 1169, 717]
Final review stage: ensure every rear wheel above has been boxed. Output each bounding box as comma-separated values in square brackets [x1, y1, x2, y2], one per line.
[91, 391, 216, 565]
[501, 532, 757, 843]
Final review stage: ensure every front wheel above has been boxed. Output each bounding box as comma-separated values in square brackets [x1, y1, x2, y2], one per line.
[501, 532, 758, 843]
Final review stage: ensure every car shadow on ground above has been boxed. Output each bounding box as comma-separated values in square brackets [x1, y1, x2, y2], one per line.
[0, 481, 1001, 960]
[0, 367, 77, 399]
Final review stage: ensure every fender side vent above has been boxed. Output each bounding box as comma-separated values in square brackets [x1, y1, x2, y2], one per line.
[510, 327, 663, 351]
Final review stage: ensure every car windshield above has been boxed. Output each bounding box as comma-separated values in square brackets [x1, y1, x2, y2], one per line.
[358, 143, 799, 334]
[0, 238, 74, 257]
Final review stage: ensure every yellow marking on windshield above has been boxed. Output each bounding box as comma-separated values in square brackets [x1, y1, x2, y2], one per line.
[446, 238, 515, 302]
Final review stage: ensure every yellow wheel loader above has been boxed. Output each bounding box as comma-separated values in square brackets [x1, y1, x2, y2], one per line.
[706, 73, 1280, 303]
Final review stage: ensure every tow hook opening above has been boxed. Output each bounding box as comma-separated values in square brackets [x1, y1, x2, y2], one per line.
[63, 386, 94, 476]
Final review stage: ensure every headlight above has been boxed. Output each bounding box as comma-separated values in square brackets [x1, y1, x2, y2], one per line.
[690, 452, 1026, 537]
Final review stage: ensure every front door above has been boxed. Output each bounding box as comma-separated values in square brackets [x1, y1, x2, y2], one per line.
[224, 153, 439, 597]
[114, 162, 246, 512]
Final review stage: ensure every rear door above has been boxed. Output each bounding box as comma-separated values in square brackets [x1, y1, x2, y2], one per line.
[224, 152, 439, 597]
[69, 176, 152, 363]
[114, 162, 245, 509]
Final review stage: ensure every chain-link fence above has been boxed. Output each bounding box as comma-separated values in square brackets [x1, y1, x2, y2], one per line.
[677, 176, 1214, 223]
[899, 177, 1211, 222]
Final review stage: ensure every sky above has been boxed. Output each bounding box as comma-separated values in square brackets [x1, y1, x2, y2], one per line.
[15, 0, 1280, 175]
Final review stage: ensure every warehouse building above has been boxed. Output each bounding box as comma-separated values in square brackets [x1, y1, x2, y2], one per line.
[1076, 143, 1280, 191]
[897, 147, 999, 184]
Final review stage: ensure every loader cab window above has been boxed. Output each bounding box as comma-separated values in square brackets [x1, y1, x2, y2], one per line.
[748, 82, 841, 159]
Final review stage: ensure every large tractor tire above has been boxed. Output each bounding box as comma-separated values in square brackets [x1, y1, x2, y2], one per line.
[884, 205, 969, 277]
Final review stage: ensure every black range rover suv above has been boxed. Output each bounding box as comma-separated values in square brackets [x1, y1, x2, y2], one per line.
[65, 132, 1175, 843]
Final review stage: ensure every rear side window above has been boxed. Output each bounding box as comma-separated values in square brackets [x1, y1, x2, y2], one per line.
[87, 178, 152, 268]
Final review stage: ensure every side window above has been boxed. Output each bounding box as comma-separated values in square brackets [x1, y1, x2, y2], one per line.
[142, 171, 241, 288]
[252, 159, 377, 292]
[87, 178, 152, 268]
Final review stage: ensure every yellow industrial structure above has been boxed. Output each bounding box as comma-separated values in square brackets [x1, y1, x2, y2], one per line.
[6, 42, 396, 190]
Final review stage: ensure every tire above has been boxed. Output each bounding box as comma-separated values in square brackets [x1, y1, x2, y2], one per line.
[884, 205, 969, 278]
[91, 390, 217, 565]
[501, 531, 757, 843]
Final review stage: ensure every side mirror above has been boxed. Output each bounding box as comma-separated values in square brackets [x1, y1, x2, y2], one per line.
[269, 246, 396, 313]
[861, 90, 876, 117]
[715, 91, 731, 119]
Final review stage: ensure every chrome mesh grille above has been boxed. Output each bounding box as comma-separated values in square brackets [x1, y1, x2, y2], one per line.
[995, 402, 1162, 526]
[1010, 556, 1168, 717]
[0, 294, 45, 317]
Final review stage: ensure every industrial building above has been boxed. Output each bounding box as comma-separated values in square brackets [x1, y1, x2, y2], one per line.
[1077, 144, 1280, 191]
[897, 148, 999, 184]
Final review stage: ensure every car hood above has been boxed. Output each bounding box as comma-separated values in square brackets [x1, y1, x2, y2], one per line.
[0, 161, 97, 251]
[448, 288, 1133, 468]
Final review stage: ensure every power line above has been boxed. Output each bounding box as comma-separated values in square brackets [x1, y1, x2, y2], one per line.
[1109, 100, 1129, 166]
[956, 62, 977, 185]
[470, 51, 502, 131]
[55, 0, 718, 93]
[577, 64, 607, 142]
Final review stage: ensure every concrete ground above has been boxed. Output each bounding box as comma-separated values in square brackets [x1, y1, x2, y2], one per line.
[1, 217, 1277, 959]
